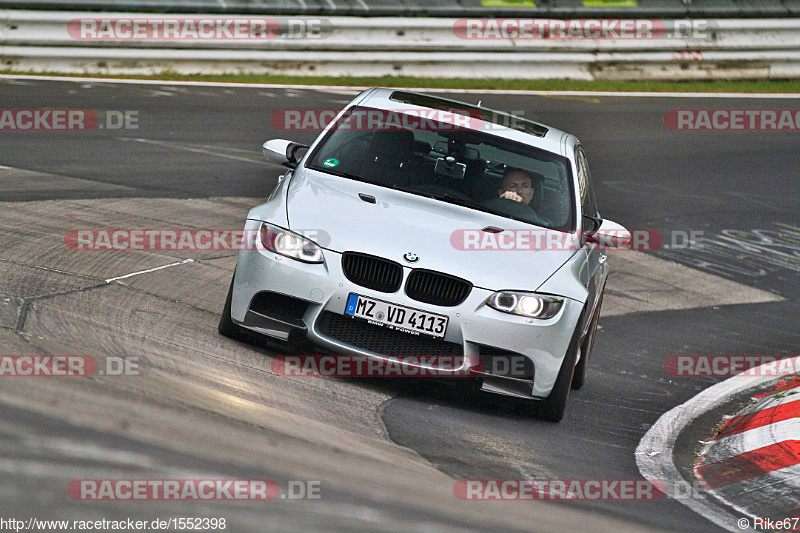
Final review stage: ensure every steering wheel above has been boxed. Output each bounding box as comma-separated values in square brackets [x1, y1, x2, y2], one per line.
[482, 197, 552, 228]
[415, 183, 473, 202]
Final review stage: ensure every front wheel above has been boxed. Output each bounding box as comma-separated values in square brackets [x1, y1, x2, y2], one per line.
[572, 292, 603, 390]
[218, 273, 244, 340]
[537, 318, 582, 422]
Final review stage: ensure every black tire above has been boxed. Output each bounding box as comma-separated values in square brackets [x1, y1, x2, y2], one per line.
[571, 292, 603, 390]
[537, 319, 582, 422]
[218, 273, 244, 340]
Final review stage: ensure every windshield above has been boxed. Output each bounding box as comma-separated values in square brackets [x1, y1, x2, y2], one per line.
[306, 106, 574, 230]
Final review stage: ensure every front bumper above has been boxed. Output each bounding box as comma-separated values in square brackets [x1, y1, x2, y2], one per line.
[231, 220, 583, 399]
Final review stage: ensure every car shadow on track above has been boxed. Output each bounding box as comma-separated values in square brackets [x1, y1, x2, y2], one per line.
[388, 379, 556, 420]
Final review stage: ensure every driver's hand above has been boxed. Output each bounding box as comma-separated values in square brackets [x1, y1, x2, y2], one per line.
[499, 191, 523, 203]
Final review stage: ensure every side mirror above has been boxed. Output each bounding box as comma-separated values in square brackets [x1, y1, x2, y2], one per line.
[262, 139, 309, 169]
[586, 218, 630, 248]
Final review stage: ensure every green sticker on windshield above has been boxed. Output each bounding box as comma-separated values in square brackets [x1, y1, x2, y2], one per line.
[323, 158, 339, 168]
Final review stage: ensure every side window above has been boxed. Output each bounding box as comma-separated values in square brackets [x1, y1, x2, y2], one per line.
[575, 147, 597, 217]
[576, 147, 598, 231]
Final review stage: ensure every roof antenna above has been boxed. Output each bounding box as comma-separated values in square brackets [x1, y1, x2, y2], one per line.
[477, 100, 482, 106]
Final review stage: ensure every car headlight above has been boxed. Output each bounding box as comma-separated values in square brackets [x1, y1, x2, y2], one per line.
[260, 222, 323, 263]
[487, 291, 564, 319]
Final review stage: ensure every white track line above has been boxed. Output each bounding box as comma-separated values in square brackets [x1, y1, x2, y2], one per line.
[636, 355, 800, 533]
[119, 138, 267, 165]
[3, 74, 800, 98]
[105, 258, 193, 283]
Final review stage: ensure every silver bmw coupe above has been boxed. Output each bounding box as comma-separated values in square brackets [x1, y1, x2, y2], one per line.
[219, 88, 629, 421]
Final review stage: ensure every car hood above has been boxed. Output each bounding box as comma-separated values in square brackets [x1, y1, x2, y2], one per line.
[286, 170, 576, 292]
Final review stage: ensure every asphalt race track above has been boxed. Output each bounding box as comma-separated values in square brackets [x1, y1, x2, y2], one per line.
[1, 77, 798, 532]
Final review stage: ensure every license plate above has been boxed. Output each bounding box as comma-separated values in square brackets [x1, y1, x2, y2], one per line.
[344, 293, 449, 339]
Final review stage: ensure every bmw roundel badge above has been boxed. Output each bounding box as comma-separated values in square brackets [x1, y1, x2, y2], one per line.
[403, 252, 419, 263]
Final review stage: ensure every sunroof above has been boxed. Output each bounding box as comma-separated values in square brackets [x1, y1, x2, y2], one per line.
[389, 90, 548, 137]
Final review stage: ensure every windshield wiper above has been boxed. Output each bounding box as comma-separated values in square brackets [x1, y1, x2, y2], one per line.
[308, 165, 396, 188]
[307, 165, 363, 181]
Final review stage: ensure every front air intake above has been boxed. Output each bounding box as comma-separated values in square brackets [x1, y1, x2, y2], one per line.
[405, 269, 471, 307]
[341, 252, 403, 293]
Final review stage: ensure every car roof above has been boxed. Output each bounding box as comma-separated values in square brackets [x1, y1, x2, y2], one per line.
[355, 87, 571, 156]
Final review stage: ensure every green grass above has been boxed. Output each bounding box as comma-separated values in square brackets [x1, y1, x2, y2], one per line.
[3, 70, 800, 93]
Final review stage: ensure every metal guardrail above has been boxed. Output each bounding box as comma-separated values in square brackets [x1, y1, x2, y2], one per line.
[0, 0, 799, 18]
[4, 12, 800, 51]
[2, 10, 799, 79]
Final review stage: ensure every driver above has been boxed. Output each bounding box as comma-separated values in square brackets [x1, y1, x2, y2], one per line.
[497, 168, 550, 227]
[498, 168, 537, 206]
